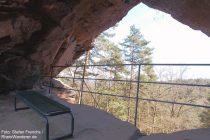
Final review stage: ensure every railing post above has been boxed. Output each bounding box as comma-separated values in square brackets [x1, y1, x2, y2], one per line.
[134, 64, 141, 127]
[49, 65, 53, 94]
[79, 64, 86, 105]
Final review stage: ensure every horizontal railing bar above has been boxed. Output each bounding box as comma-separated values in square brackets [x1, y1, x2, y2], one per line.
[42, 75, 82, 78]
[54, 77, 210, 88]
[55, 76, 138, 83]
[42, 85, 135, 99]
[138, 97, 210, 108]
[140, 81, 210, 88]
[55, 76, 82, 79]
[53, 65, 83, 68]
[52, 63, 210, 68]
[43, 85, 210, 109]
[43, 84, 81, 93]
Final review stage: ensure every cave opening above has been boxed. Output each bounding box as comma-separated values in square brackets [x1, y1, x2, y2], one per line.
[55, 3, 210, 134]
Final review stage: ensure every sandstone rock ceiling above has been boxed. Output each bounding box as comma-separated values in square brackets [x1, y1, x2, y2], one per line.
[0, 0, 210, 93]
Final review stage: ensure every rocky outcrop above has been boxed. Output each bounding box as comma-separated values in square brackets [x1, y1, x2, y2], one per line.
[0, 0, 141, 93]
[1, 0, 210, 93]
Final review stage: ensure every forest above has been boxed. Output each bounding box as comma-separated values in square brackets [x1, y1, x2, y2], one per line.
[55, 25, 210, 135]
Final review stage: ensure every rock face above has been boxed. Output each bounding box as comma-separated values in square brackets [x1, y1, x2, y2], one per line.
[0, 0, 141, 93]
[1, 0, 210, 93]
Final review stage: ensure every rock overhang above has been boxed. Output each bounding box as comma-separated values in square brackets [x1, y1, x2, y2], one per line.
[0, 0, 210, 93]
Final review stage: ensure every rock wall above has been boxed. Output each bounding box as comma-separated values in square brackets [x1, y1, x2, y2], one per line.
[1, 0, 210, 93]
[0, 0, 141, 93]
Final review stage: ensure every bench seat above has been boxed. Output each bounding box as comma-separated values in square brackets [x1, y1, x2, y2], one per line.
[14, 90, 74, 140]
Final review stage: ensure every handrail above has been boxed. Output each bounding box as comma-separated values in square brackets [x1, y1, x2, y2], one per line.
[55, 76, 210, 88]
[52, 63, 210, 68]
[43, 84, 210, 109]
[46, 63, 210, 127]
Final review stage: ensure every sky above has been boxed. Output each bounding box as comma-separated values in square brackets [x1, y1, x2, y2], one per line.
[108, 3, 210, 79]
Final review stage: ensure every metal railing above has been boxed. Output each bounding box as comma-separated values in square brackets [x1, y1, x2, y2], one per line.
[45, 63, 210, 127]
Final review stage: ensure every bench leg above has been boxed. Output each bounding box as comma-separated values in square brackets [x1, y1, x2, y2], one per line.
[14, 96, 17, 111]
[14, 96, 30, 111]
[50, 111, 74, 140]
[44, 117, 49, 140]
[69, 111, 74, 137]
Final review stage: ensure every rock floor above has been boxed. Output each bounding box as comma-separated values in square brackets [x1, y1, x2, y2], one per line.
[0, 93, 140, 140]
[0, 92, 209, 140]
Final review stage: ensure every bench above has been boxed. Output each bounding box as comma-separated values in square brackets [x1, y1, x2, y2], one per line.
[14, 90, 74, 140]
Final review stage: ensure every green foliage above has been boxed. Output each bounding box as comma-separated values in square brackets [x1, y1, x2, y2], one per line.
[121, 25, 150, 64]
[93, 34, 123, 65]
[59, 25, 210, 135]
[120, 25, 156, 81]
[200, 97, 210, 127]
